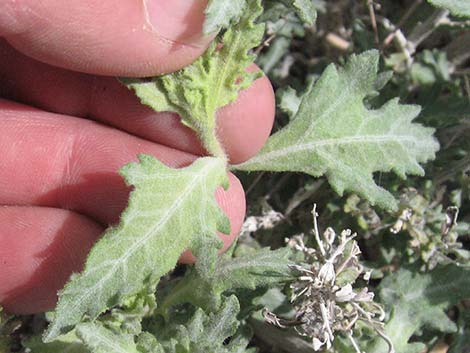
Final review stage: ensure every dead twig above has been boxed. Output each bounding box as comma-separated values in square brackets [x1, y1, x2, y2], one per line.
[367, 0, 380, 46]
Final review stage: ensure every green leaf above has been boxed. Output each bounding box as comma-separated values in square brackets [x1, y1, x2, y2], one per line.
[155, 295, 242, 353]
[23, 331, 89, 353]
[427, 0, 470, 17]
[44, 156, 230, 341]
[160, 244, 293, 312]
[105, 290, 157, 335]
[123, 0, 264, 158]
[185, 295, 240, 351]
[285, 0, 317, 25]
[278, 86, 302, 119]
[449, 307, 470, 353]
[369, 266, 470, 353]
[203, 0, 247, 34]
[76, 322, 140, 353]
[136, 332, 164, 353]
[235, 50, 439, 210]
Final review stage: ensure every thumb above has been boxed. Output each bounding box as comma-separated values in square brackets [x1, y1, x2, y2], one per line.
[0, 0, 213, 77]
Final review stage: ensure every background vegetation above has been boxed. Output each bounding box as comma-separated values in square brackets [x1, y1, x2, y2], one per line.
[1, 1, 469, 352]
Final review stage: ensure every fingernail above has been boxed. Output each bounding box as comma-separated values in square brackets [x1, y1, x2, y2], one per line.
[143, 0, 208, 46]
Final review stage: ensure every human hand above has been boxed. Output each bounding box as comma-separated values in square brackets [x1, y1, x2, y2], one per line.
[0, 0, 274, 314]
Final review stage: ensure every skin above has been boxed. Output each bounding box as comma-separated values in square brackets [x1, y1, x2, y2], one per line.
[0, 0, 275, 314]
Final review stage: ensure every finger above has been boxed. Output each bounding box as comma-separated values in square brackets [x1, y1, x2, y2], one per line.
[0, 206, 104, 314]
[0, 185, 244, 314]
[0, 41, 275, 164]
[0, 100, 245, 237]
[0, 0, 212, 76]
[180, 173, 245, 264]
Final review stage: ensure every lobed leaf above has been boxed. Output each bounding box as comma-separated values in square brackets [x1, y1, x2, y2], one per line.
[24, 331, 89, 353]
[123, 0, 264, 158]
[369, 266, 470, 353]
[234, 50, 439, 210]
[449, 307, 470, 353]
[76, 322, 140, 353]
[161, 244, 293, 311]
[155, 295, 243, 353]
[278, 86, 302, 119]
[427, 0, 470, 17]
[286, 0, 317, 25]
[203, 0, 247, 34]
[44, 156, 230, 341]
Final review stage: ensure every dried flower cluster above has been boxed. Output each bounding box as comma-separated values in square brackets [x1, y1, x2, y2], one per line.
[263, 206, 394, 353]
[241, 201, 284, 235]
[392, 189, 468, 270]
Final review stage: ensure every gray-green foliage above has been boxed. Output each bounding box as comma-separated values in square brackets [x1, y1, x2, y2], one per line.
[368, 266, 470, 353]
[24, 331, 89, 353]
[77, 323, 141, 353]
[280, 0, 317, 25]
[203, 0, 317, 35]
[203, 0, 247, 34]
[124, 0, 264, 158]
[44, 156, 230, 341]
[427, 0, 470, 17]
[153, 296, 248, 353]
[257, 2, 306, 75]
[449, 307, 470, 353]
[278, 86, 302, 118]
[28, 2, 454, 352]
[234, 50, 439, 210]
[160, 245, 293, 312]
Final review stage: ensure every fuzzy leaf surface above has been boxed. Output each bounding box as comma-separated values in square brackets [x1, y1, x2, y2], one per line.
[154, 295, 243, 353]
[203, 0, 247, 34]
[44, 156, 230, 341]
[76, 323, 139, 353]
[161, 245, 293, 311]
[369, 266, 470, 353]
[124, 0, 264, 157]
[24, 332, 89, 353]
[449, 307, 470, 353]
[235, 50, 439, 209]
[427, 0, 470, 17]
[278, 86, 301, 119]
[286, 0, 317, 25]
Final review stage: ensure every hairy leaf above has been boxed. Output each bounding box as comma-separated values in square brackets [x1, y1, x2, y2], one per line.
[76, 322, 139, 353]
[369, 266, 470, 353]
[235, 50, 439, 210]
[106, 290, 157, 335]
[155, 296, 242, 353]
[278, 86, 302, 119]
[124, 0, 264, 158]
[203, 0, 247, 34]
[427, 0, 470, 17]
[44, 156, 230, 341]
[283, 0, 317, 25]
[161, 244, 293, 311]
[24, 331, 89, 353]
[449, 307, 470, 353]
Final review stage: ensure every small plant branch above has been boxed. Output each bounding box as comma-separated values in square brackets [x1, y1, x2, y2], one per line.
[382, 0, 423, 48]
[407, 9, 449, 54]
[312, 204, 326, 257]
[367, 0, 380, 46]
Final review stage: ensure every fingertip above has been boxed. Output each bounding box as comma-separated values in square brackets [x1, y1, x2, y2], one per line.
[1, 0, 213, 76]
[0, 207, 103, 314]
[179, 172, 246, 264]
[218, 65, 276, 164]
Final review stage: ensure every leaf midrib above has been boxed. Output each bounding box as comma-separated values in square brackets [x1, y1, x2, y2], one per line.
[80, 328, 131, 353]
[53, 160, 218, 333]
[238, 134, 426, 168]
[211, 28, 243, 115]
